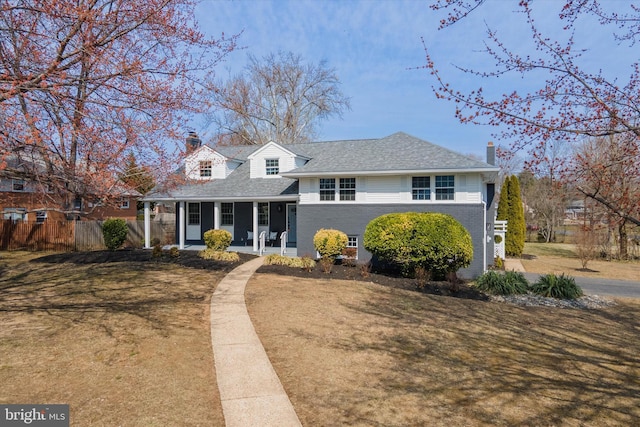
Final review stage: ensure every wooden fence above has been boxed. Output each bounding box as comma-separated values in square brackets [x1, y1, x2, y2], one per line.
[0, 220, 170, 251]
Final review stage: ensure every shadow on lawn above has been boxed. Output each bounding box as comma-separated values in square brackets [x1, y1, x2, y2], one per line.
[339, 288, 640, 425]
[0, 250, 249, 337]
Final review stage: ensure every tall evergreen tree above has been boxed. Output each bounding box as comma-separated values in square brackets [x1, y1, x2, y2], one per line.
[496, 176, 511, 221]
[505, 175, 526, 256]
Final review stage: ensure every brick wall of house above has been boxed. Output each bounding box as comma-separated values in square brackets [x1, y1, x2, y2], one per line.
[296, 203, 487, 279]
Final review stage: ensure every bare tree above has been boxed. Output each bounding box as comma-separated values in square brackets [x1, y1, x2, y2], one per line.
[571, 135, 640, 258]
[425, 1, 640, 225]
[209, 51, 350, 145]
[0, 0, 237, 215]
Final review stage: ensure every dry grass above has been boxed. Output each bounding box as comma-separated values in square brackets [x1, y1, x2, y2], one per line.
[0, 251, 226, 426]
[246, 273, 640, 427]
[521, 243, 640, 281]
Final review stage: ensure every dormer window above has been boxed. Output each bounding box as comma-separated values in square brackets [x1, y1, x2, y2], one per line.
[12, 179, 25, 192]
[199, 160, 212, 178]
[265, 158, 279, 175]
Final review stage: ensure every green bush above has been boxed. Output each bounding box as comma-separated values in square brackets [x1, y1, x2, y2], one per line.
[102, 218, 128, 251]
[264, 254, 316, 270]
[363, 212, 473, 278]
[198, 249, 240, 262]
[530, 274, 584, 300]
[203, 229, 232, 251]
[474, 271, 529, 295]
[313, 229, 348, 259]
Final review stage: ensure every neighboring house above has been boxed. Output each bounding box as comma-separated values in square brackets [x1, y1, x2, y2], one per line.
[143, 132, 500, 277]
[0, 156, 140, 222]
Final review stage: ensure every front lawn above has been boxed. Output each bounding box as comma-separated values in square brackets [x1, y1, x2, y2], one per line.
[0, 250, 249, 426]
[246, 272, 640, 426]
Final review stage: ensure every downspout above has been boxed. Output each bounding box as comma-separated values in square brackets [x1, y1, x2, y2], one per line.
[482, 200, 487, 274]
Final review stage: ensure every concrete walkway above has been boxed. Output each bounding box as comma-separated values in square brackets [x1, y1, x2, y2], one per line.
[210, 257, 303, 427]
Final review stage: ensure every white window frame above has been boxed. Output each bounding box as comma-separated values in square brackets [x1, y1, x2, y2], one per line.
[412, 176, 431, 200]
[187, 202, 200, 226]
[265, 158, 279, 175]
[120, 198, 130, 209]
[35, 210, 47, 224]
[319, 178, 336, 201]
[258, 202, 269, 226]
[339, 178, 356, 201]
[199, 160, 212, 178]
[3, 208, 26, 222]
[221, 202, 234, 226]
[435, 175, 455, 201]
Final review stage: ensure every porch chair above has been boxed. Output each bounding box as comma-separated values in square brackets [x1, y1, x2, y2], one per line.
[267, 231, 279, 246]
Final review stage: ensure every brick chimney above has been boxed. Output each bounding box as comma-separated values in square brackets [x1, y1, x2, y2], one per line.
[186, 131, 202, 153]
[486, 141, 495, 166]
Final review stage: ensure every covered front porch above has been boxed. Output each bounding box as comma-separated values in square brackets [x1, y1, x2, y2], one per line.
[143, 198, 298, 253]
[164, 244, 299, 257]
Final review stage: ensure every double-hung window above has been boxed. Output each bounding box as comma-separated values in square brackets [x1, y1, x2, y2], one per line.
[188, 202, 200, 225]
[199, 160, 212, 178]
[35, 211, 47, 224]
[339, 178, 356, 201]
[258, 202, 269, 226]
[319, 178, 336, 201]
[221, 202, 234, 225]
[435, 175, 455, 200]
[412, 176, 431, 200]
[265, 159, 279, 175]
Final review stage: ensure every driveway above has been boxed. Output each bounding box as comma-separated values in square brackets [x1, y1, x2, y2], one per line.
[523, 273, 640, 299]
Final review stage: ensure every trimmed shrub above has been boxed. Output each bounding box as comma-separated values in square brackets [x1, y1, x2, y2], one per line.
[152, 243, 163, 258]
[264, 254, 316, 270]
[474, 270, 529, 295]
[313, 229, 348, 259]
[198, 249, 240, 262]
[203, 229, 232, 251]
[363, 212, 473, 278]
[102, 218, 128, 251]
[530, 274, 584, 300]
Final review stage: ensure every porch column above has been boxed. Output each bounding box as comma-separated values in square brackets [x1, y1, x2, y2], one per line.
[252, 201, 259, 252]
[178, 201, 185, 249]
[214, 201, 220, 229]
[143, 201, 151, 249]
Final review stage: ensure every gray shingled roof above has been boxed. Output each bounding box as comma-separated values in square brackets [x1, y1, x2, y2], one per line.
[283, 132, 496, 175]
[151, 161, 298, 200]
[147, 132, 496, 200]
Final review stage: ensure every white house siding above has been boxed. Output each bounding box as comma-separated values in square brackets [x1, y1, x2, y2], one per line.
[249, 143, 299, 178]
[185, 148, 229, 180]
[364, 176, 403, 203]
[298, 174, 485, 205]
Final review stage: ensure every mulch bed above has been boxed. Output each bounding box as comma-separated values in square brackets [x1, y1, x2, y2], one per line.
[27, 249, 487, 301]
[257, 263, 489, 301]
[30, 248, 255, 273]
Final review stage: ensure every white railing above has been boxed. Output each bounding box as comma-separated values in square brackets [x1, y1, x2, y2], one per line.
[280, 231, 288, 256]
[494, 220, 507, 260]
[259, 230, 266, 256]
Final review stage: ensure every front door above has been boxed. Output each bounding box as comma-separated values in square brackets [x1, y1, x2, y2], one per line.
[286, 204, 297, 244]
[186, 202, 201, 240]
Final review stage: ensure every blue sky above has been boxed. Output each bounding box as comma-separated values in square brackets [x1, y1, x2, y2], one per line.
[194, 0, 630, 160]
